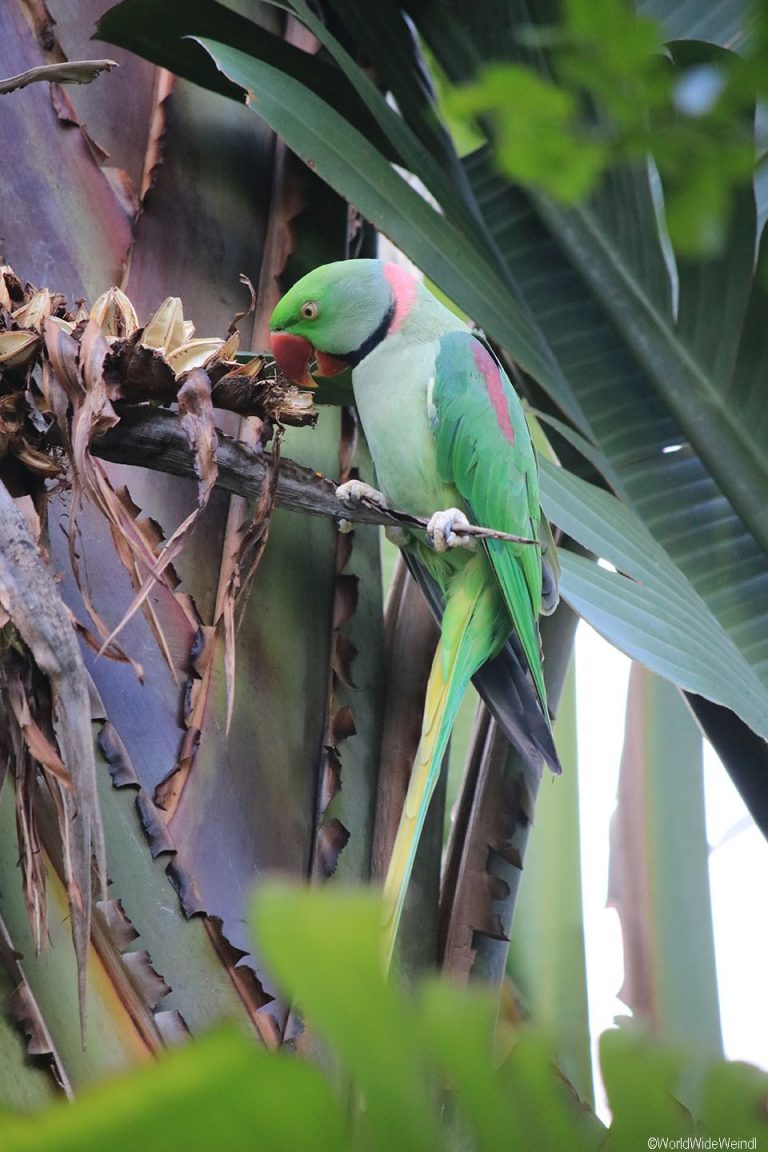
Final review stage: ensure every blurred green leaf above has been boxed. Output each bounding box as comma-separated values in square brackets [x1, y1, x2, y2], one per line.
[496, 1030, 601, 1152]
[417, 981, 602, 1152]
[252, 885, 440, 1152]
[0, 1029, 347, 1152]
[2, 884, 767, 1150]
[445, 2, 759, 254]
[447, 65, 606, 201]
[600, 1028, 693, 1149]
[700, 1058, 768, 1138]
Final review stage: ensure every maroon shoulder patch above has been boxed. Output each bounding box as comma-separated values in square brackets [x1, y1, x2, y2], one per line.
[472, 342, 515, 445]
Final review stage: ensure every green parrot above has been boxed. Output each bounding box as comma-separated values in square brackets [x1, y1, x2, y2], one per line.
[270, 259, 559, 967]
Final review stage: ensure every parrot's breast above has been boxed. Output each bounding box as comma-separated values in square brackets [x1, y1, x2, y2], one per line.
[351, 335, 459, 519]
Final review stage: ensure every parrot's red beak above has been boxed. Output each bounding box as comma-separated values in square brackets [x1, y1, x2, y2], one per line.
[270, 331, 316, 389]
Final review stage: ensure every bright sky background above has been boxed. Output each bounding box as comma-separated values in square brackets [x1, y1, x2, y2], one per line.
[575, 622, 768, 1115]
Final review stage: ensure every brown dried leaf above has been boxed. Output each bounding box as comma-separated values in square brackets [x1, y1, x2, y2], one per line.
[136, 790, 176, 858]
[43, 317, 181, 672]
[6, 674, 71, 786]
[0, 667, 48, 951]
[95, 898, 141, 951]
[332, 704, 357, 744]
[14, 440, 63, 479]
[212, 424, 284, 734]
[102, 166, 140, 220]
[153, 623, 214, 819]
[103, 336, 178, 402]
[332, 634, 358, 689]
[122, 950, 172, 1011]
[313, 818, 351, 879]
[210, 363, 317, 425]
[218, 331, 241, 361]
[165, 857, 206, 918]
[318, 745, 342, 816]
[228, 273, 258, 335]
[97, 369, 219, 656]
[0, 267, 16, 310]
[177, 367, 218, 504]
[155, 1010, 191, 1046]
[0, 481, 107, 1034]
[41, 316, 81, 435]
[333, 573, 359, 632]
[98, 720, 140, 788]
[50, 82, 80, 127]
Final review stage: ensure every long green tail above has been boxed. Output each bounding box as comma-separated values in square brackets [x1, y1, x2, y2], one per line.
[381, 556, 506, 969]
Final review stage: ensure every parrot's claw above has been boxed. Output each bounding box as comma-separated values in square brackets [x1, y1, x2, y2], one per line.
[335, 479, 389, 512]
[427, 508, 477, 553]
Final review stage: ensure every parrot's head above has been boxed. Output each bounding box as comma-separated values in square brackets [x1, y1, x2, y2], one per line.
[270, 259, 418, 388]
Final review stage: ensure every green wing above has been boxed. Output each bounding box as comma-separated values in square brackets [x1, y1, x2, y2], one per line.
[431, 330, 554, 715]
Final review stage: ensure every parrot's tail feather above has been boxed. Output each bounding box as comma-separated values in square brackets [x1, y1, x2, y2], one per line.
[403, 550, 560, 775]
[382, 572, 489, 969]
[382, 642, 464, 969]
[475, 635, 562, 775]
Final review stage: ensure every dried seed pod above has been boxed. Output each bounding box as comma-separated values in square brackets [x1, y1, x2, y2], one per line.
[90, 287, 139, 341]
[141, 297, 186, 355]
[12, 289, 53, 333]
[167, 338, 227, 379]
[0, 330, 40, 369]
[0, 266, 24, 311]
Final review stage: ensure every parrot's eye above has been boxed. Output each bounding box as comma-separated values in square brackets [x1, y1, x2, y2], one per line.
[300, 300, 319, 320]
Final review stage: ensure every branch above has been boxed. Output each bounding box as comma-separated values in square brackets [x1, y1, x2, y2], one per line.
[93, 406, 360, 521]
[0, 60, 118, 95]
[92, 408, 541, 546]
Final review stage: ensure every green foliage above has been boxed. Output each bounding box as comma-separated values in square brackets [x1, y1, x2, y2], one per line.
[0, 1028, 347, 1152]
[538, 461, 768, 740]
[449, 64, 606, 201]
[445, 0, 761, 253]
[2, 885, 767, 1151]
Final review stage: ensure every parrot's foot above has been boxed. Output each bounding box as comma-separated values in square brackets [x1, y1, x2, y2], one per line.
[335, 479, 389, 534]
[336, 479, 389, 510]
[427, 508, 477, 553]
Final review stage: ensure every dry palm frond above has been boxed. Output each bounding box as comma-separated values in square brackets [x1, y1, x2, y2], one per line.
[0, 265, 317, 1034]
